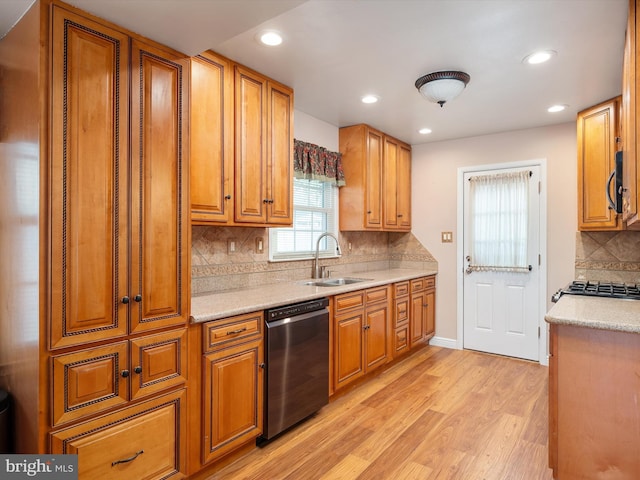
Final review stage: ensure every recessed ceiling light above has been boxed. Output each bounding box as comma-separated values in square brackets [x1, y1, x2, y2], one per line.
[258, 31, 283, 46]
[523, 50, 557, 65]
[418, 128, 432, 135]
[361, 95, 379, 104]
[548, 104, 568, 113]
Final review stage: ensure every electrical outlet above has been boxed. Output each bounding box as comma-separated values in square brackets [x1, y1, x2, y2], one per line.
[227, 239, 237, 254]
[441, 231, 453, 243]
[255, 237, 264, 254]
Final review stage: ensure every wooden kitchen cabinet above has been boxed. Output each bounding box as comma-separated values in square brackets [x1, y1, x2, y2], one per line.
[339, 124, 411, 231]
[201, 312, 264, 465]
[548, 324, 640, 479]
[334, 286, 390, 391]
[51, 389, 186, 479]
[410, 276, 436, 347]
[621, 0, 640, 228]
[234, 65, 293, 225]
[190, 51, 234, 224]
[577, 97, 622, 231]
[383, 137, 412, 230]
[392, 282, 411, 356]
[190, 53, 293, 226]
[50, 6, 190, 350]
[0, 0, 190, 464]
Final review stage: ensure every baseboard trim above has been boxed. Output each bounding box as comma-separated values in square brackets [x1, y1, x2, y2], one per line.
[428, 336, 458, 349]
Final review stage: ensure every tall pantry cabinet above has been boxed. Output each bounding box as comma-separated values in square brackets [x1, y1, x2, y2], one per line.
[0, 1, 190, 476]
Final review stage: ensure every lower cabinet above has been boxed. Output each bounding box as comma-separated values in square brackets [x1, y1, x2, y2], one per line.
[334, 286, 390, 391]
[51, 389, 186, 479]
[393, 281, 410, 356]
[201, 311, 264, 465]
[410, 276, 436, 347]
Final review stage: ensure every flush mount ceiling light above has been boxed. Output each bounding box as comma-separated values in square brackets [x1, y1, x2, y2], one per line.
[257, 30, 283, 46]
[418, 128, 432, 135]
[415, 71, 470, 107]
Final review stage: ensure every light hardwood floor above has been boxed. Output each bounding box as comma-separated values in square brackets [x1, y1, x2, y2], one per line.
[208, 346, 555, 480]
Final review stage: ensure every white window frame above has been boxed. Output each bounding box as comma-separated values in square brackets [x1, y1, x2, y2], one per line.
[269, 178, 340, 262]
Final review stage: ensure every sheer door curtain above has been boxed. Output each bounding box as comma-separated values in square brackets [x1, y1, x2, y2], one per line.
[468, 170, 530, 273]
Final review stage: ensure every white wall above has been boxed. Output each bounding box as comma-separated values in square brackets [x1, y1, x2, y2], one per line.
[294, 109, 339, 150]
[412, 123, 577, 341]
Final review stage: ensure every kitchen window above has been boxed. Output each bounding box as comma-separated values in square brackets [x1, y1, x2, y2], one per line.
[269, 178, 339, 261]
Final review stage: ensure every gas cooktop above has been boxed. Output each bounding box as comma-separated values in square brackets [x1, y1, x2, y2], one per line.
[552, 281, 640, 303]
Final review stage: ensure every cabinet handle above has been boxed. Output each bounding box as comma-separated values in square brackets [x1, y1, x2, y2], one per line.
[134, 294, 142, 302]
[367, 211, 372, 214]
[121, 370, 130, 378]
[225, 194, 231, 200]
[263, 199, 270, 204]
[121, 296, 130, 304]
[423, 304, 428, 307]
[258, 363, 266, 369]
[112, 450, 144, 467]
[133, 366, 142, 374]
[397, 214, 403, 217]
[227, 327, 247, 335]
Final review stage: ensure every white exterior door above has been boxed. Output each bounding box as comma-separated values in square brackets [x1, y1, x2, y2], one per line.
[462, 166, 540, 361]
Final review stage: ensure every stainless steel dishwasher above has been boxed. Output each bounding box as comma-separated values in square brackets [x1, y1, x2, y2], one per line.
[261, 297, 329, 442]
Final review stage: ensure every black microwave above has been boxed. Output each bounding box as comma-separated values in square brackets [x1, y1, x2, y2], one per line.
[607, 150, 623, 214]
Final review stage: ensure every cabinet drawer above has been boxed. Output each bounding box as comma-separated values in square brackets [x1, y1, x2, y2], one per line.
[334, 290, 365, 313]
[395, 297, 409, 327]
[203, 311, 263, 352]
[411, 277, 431, 293]
[130, 329, 187, 400]
[51, 389, 186, 479]
[395, 326, 409, 354]
[51, 342, 129, 427]
[366, 286, 388, 304]
[394, 281, 410, 298]
[424, 276, 436, 289]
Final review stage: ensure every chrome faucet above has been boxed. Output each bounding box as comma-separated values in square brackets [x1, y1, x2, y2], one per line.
[312, 232, 342, 278]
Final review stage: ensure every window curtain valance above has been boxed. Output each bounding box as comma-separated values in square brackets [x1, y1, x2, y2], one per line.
[468, 170, 530, 273]
[294, 139, 346, 186]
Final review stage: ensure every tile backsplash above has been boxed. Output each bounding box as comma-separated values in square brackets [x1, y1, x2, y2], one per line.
[191, 226, 438, 295]
[575, 231, 640, 283]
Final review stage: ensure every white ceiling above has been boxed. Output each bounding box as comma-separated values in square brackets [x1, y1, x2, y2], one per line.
[0, 0, 628, 145]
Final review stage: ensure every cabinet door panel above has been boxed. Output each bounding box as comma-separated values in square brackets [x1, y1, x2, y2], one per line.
[334, 312, 365, 388]
[50, 7, 129, 349]
[51, 342, 129, 426]
[267, 81, 293, 224]
[383, 138, 399, 229]
[425, 289, 436, 337]
[51, 390, 186, 479]
[365, 129, 383, 228]
[203, 340, 263, 464]
[397, 143, 412, 230]
[365, 303, 388, 371]
[234, 66, 267, 223]
[130, 329, 188, 400]
[130, 40, 189, 332]
[577, 98, 620, 230]
[410, 291, 426, 346]
[190, 53, 233, 223]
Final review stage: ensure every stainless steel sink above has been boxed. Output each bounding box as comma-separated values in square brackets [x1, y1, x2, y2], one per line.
[299, 277, 371, 287]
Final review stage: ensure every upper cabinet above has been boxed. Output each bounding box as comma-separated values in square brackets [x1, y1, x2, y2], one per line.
[577, 97, 622, 231]
[50, 6, 190, 349]
[190, 55, 293, 226]
[339, 124, 412, 231]
[622, 0, 640, 229]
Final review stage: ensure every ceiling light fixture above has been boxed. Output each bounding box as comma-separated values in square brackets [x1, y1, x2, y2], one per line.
[258, 31, 283, 46]
[361, 95, 379, 104]
[418, 128, 432, 135]
[548, 104, 567, 113]
[415, 71, 470, 107]
[523, 50, 557, 65]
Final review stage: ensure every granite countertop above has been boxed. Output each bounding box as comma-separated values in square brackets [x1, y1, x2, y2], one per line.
[545, 295, 640, 334]
[191, 268, 437, 323]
